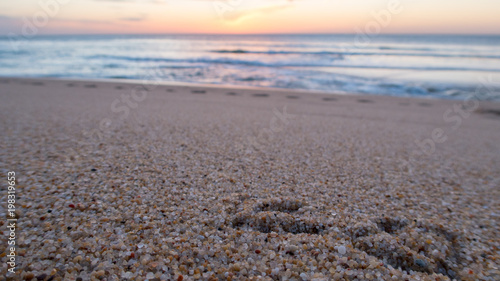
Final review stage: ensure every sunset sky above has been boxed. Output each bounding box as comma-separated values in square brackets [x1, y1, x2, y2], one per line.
[0, 0, 499, 35]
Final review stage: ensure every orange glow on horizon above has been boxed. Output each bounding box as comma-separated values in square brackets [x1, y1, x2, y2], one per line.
[0, 0, 499, 35]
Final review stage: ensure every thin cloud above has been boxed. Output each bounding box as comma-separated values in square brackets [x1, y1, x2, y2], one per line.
[94, 0, 167, 3]
[222, 4, 293, 23]
[54, 18, 115, 25]
[0, 15, 21, 35]
[119, 14, 147, 22]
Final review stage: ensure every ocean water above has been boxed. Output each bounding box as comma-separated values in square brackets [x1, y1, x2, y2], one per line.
[1, 34, 500, 100]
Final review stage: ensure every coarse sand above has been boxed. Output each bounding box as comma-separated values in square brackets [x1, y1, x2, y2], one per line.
[1, 78, 500, 280]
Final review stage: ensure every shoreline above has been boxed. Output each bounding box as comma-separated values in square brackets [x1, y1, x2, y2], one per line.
[4, 76, 499, 103]
[2, 76, 370, 98]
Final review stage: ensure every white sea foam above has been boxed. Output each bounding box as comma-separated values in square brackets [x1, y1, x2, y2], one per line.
[0, 34, 499, 100]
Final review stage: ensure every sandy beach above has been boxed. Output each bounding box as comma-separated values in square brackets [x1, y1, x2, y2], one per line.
[1, 77, 500, 280]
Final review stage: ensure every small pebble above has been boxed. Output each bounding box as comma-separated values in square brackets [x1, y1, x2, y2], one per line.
[338, 246, 347, 255]
[415, 259, 427, 268]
